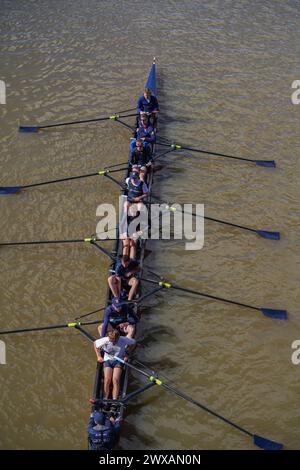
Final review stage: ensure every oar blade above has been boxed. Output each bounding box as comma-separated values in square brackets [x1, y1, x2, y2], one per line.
[19, 126, 39, 133]
[0, 186, 21, 194]
[256, 160, 276, 168]
[256, 230, 280, 240]
[261, 308, 288, 320]
[253, 434, 283, 450]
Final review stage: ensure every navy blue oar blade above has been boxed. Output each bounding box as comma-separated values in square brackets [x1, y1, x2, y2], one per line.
[253, 434, 283, 450]
[0, 186, 21, 194]
[256, 160, 276, 168]
[19, 126, 39, 133]
[256, 230, 280, 240]
[260, 308, 288, 320]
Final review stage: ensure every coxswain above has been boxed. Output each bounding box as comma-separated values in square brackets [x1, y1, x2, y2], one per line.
[88, 410, 118, 450]
[98, 296, 139, 338]
[108, 254, 140, 301]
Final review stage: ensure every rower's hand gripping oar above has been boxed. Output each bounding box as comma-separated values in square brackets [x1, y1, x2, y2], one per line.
[19, 112, 138, 133]
[0, 167, 128, 195]
[149, 199, 280, 241]
[156, 142, 276, 168]
[141, 275, 288, 320]
[112, 356, 283, 450]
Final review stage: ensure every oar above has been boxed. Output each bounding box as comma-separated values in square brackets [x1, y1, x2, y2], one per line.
[0, 167, 128, 195]
[0, 318, 102, 336]
[156, 142, 276, 168]
[75, 307, 106, 320]
[0, 235, 112, 248]
[113, 356, 283, 450]
[149, 199, 280, 240]
[19, 112, 138, 133]
[152, 148, 177, 162]
[140, 277, 288, 320]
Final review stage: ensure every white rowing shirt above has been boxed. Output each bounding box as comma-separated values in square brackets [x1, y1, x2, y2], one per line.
[95, 336, 136, 362]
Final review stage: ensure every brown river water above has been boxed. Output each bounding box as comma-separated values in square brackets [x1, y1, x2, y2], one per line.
[0, 0, 299, 450]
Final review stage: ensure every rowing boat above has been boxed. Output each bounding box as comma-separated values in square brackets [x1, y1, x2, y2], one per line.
[88, 59, 157, 450]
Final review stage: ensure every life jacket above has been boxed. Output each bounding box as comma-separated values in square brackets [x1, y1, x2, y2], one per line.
[127, 178, 144, 201]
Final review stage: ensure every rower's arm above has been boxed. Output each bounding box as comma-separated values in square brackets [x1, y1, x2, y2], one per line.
[101, 308, 110, 337]
[93, 341, 103, 362]
[138, 192, 149, 200]
[136, 96, 143, 113]
[128, 150, 136, 166]
[152, 96, 159, 111]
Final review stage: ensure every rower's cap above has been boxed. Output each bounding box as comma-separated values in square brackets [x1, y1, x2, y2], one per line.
[93, 411, 105, 425]
[112, 297, 124, 308]
[130, 171, 139, 180]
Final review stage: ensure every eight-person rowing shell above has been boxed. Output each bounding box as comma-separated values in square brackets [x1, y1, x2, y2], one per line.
[91, 77, 157, 448]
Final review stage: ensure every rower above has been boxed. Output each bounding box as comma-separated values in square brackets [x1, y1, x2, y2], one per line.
[93, 329, 136, 404]
[125, 170, 149, 211]
[135, 113, 156, 146]
[128, 141, 152, 182]
[136, 87, 159, 127]
[108, 254, 140, 301]
[98, 296, 139, 338]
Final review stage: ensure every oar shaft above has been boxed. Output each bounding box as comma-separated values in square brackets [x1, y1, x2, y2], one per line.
[156, 142, 256, 164]
[0, 324, 69, 335]
[116, 357, 253, 438]
[0, 239, 84, 247]
[150, 198, 257, 234]
[22, 172, 99, 189]
[104, 173, 125, 189]
[187, 210, 257, 234]
[141, 278, 259, 312]
[153, 148, 176, 162]
[171, 284, 259, 311]
[161, 382, 252, 437]
[0, 319, 102, 336]
[183, 146, 256, 163]
[74, 325, 96, 342]
[115, 119, 135, 131]
[33, 113, 138, 130]
[6, 167, 128, 192]
[76, 307, 106, 320]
